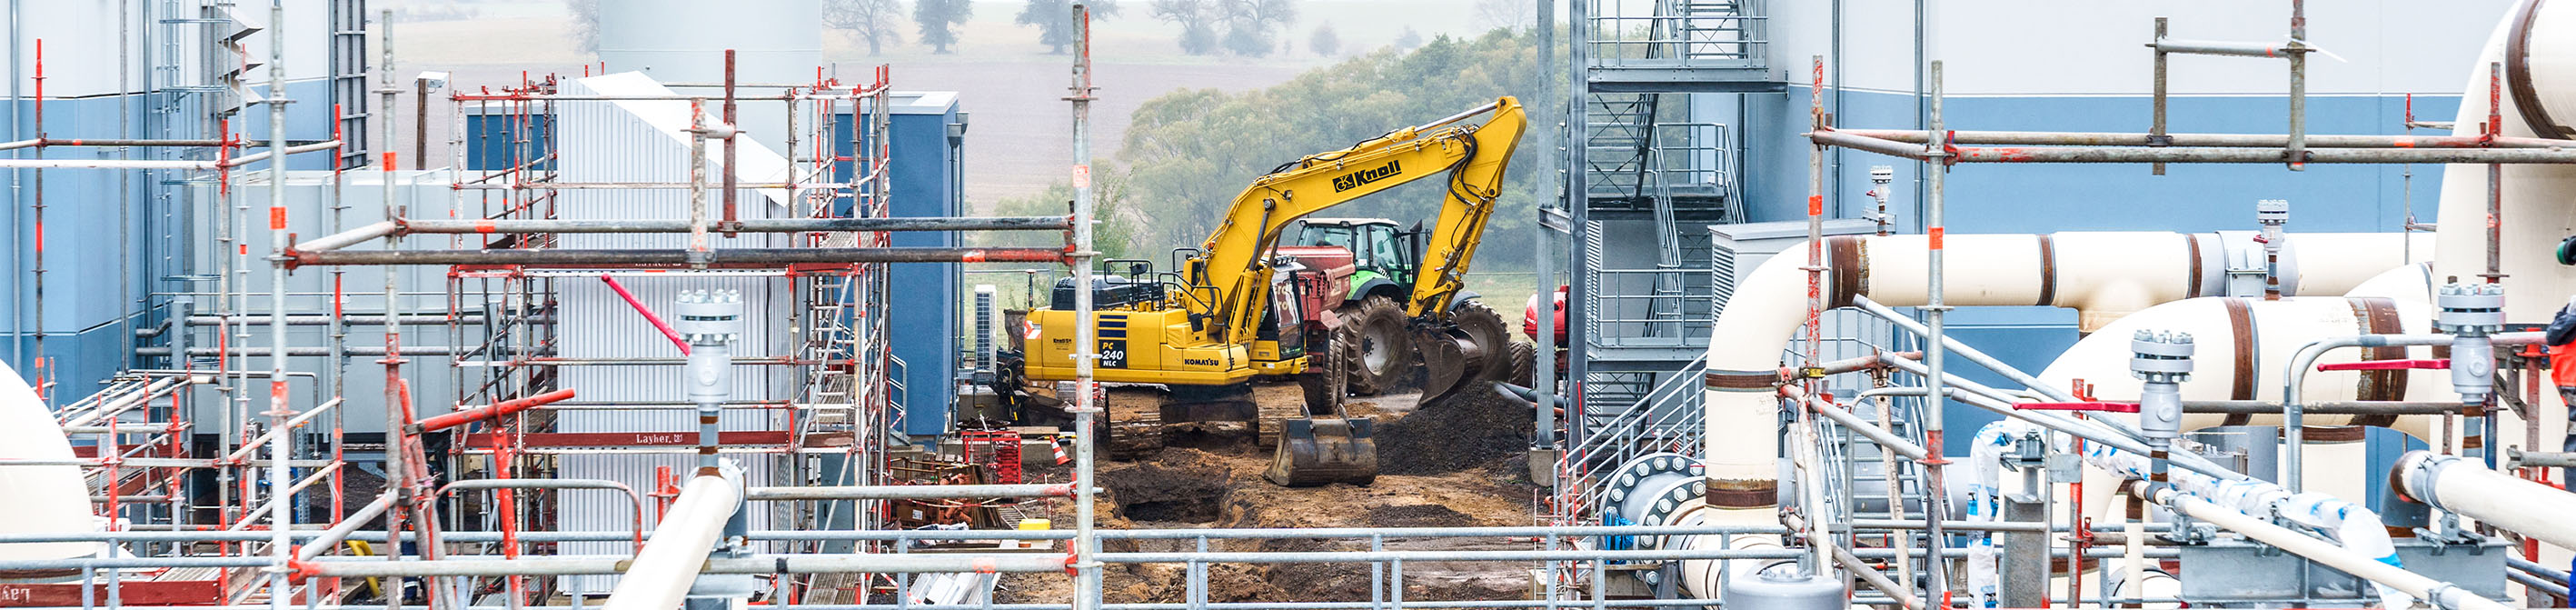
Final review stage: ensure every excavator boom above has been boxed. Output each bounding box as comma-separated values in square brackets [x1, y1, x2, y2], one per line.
[1183, 97, 1528, 346]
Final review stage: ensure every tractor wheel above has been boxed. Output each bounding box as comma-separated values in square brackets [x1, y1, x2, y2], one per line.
[1341, 295, 1414, 395]
[1449, 300, 1517, 384]
[1504, 340, 1537, 387]
[1299, 326, 1352, 417]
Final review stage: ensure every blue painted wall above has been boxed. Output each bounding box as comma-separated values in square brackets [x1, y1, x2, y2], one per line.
[0, 80, 341, 401]
[463, 113, 556, 172]
[837, 102, 964, 440]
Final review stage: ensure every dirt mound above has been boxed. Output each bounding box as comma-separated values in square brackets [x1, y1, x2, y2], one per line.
[1100, 455, 1232, 523]
[1368, 504, 1476, 527]
[1373, 385, 1533, 475]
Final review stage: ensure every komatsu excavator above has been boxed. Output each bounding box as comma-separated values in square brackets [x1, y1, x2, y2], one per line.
[1001, 96, 1528, 485]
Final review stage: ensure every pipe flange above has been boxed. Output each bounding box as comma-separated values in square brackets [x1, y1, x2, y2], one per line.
[2434, 283, 2506, 335]
[1634, 478, 1708, 550]
[2129, 330, 2196, 383]
[1604, 453, 1700, 508]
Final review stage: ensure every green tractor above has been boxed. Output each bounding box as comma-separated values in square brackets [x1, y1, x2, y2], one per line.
[1288, 217, 1528, 396]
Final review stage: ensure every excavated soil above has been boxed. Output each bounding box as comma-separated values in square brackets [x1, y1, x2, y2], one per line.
[1374, 385, 1538, 476]
[993, 388, 1540, 605]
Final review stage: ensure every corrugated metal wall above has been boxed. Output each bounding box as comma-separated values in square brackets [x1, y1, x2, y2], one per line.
[552, 74, 808, 594]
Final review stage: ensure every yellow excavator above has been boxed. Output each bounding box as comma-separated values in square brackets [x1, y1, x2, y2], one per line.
[1003, 96, 1528, 485]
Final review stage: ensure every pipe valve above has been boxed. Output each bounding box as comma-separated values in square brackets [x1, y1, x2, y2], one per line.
[2434, 282, 2502, 465]
[2130, 330, 2194, 442]
[677, 289, 745, 471]
[2433, 283, 2502, 401]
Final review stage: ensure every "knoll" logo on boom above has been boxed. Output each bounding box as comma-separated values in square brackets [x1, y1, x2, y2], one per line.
[1332, 160, 1402, 192]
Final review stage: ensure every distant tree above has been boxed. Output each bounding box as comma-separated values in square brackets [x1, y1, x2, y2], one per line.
[1308, 22, 1338, 56]
[1393, 25, 1423, 50]
[1216, 0, 1298, 57]
[1473, 0, 1534, 32]
[980, 169, 1146, 261]
[1118, 30, 1562, 264]
[570, 0, 603, 55]
[826, 0, 910, 55]
[1017, 0, 1123, 55]
[1150, 0, 1221, 55]
[915, 0, 973, 54]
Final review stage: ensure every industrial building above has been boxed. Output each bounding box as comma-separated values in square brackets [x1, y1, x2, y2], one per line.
[4, 0, 2576, 608]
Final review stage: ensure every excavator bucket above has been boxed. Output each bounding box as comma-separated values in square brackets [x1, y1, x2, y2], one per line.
[1415, 326, 1488, 405]
[1264, 418, 1378, 486]
[1417, 301, 1527, 405]
[1266, 326, 1377, 486]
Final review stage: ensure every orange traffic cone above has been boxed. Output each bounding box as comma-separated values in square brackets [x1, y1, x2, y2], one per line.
[1052, 436, 1072, 465]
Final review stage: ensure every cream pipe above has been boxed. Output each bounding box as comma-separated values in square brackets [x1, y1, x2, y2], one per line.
[0, 360, 103, 565]
[2431, 0, 2576, 325]
[601, 466, 743, 610]
[2036, 296, 2446, 523]
[1703, 231, 2425, 513]
[2397, 451, 2576, 551]
[2426, 5, 2576, 573]
[2035, 296, 2446, 444]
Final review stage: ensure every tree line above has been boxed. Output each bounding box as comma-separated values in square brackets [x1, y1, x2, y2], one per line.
[824, 0, 1356, 57]
[980, 27, 1557, 273]
[566, 0, 1548, 57]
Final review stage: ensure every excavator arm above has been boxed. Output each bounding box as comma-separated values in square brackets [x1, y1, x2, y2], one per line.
[1183, 96, 1528, 346]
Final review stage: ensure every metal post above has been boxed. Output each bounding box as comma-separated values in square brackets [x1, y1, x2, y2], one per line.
[721, 50, 739, 236]
[263, 4, 295, 609]
[2285, 0, 2307, 170]
[413, 81, 426, 170]
[1068, 5, 1103, 610]
[2151, 16, 2168, 175]
[1919, 60, 1954, 605]
[1531, 0, 1559, 458]
[28, 36, 43, 404]
[372, 10, 420, 610]
[1565, 0, 1591, 445]
[2482, 60, 2503, 282]
[687, 100, 711, 265]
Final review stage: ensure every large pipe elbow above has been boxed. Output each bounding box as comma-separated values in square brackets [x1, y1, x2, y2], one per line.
[1702, 231, 2425, 510]
[2432, 0, 2576, 322]
[0, 361, 104, 569]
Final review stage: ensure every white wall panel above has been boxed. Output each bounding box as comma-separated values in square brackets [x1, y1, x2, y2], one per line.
[1766, 0, 2514, 95]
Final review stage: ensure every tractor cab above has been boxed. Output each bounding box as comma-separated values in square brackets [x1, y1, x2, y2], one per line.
[1289, 218, 1417, 293]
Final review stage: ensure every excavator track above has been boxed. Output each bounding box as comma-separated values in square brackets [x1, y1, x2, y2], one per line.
[1103, 387, 1168, 459]
[1251, 382, 1308, 449]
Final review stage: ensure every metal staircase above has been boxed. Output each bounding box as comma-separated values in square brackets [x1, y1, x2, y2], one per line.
[1556, 0, 1788, 525]
[1551, 355, 1706, 523]
[1584, 0, 1776, 93]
